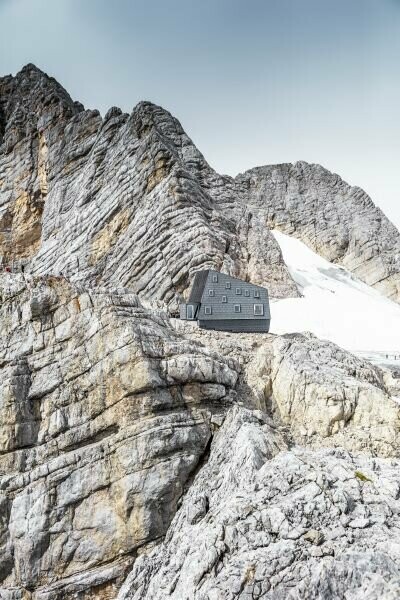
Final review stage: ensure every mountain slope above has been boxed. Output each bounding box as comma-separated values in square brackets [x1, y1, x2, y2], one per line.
[0, 65, 298, 311]
[237, 162, 400, 303]
[119, 407, 400, 600]
[2, 65, 400, 311]
[1, 64, 400, 600]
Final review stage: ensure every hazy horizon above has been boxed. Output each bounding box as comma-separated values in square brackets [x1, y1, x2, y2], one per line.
[1, 0, 399, 227]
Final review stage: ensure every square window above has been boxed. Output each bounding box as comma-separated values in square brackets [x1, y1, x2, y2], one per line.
[235, 288, 242, 295]
[204, 306, 212, 315]
[244, 289, 250, 297]
[225, 282, 231, 289]
[222, 295, 227, 303]
[208, 289, 215, 297]
[254, 304, 264, 316]
[254, 290, 260, 298]
[212, 274, 218, 283]
[234, 304, 241, 313]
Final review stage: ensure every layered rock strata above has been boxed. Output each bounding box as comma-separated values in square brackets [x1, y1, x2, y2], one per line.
[0, 274, 237, 598]
[2, 64, 400, 309]
[0, 65, 298, 310]
[237, 162, 400, 302]
[119, 406, 400, 600]
[2, 63, 400, 600]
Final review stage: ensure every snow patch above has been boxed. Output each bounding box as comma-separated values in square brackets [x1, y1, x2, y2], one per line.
[271, 230, 400, 355]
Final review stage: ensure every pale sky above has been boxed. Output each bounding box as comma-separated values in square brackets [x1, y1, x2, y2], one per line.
[1, 0, 399, 227]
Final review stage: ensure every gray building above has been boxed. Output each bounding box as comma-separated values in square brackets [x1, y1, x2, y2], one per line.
[180, 270, 270, 332]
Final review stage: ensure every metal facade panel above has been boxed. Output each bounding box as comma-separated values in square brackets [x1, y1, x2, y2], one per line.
[188, 270, 209, 303]
[199, 319, 270, 333]
[197, 270, 270, 322]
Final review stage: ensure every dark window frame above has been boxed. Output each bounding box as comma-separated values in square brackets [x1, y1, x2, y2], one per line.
[254, 303, 264, 316]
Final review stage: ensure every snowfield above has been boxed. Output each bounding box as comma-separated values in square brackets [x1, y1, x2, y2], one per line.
[271, 230, 400, 357]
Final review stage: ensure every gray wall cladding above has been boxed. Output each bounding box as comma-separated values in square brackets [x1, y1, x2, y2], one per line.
[188, 270, 209, 303]
[199, 319, 270, 333]
[197, 270, 270, 322]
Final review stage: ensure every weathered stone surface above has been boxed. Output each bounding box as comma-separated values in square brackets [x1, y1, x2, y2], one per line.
[173, 324, 400, 458]
[0, 65, 299, 310]
[118, 405, 400, 600]
[4, 290, 400, 599]
[3, 65, 400, 308]
[237, 162, 400, 302]
[266, 333, 400, 457]
[0, 64, 83, 261]
[0, 274, 238, 598]
[2, 64, 400, 600]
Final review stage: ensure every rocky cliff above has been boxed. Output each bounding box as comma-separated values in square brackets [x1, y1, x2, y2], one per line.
[2, 64, 400, 309]
[119, 405, 400, 600]
[0, 64, 298, 310]
[1, 64, 400, 600]
[0, 275, 237, 598]
[237, 163, 400, 303]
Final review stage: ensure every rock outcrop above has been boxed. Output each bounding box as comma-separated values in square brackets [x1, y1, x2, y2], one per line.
[2, 65, 400, 309]
[237, 162, 400, 303]
[0, 65, 299, 310]
[174, 323, 400, 458]
[2, 279, 400, 598]
[0, 64, 83, 261]
[0, 274, 237, 598]
[267, 333, 400, 457]
[118, 406, 400, 600]
[2, 64, 400, 600]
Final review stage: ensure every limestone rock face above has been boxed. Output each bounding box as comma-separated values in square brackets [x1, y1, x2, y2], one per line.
[3, 64, 400, 310]
[0, 65, 299, 310]
[0, 274, 238, 598]
[0, 64, 84, 261]
[118, 406, 400, 600]
[173, 324, 400, 458]
[237, 162, 400, 302]
[267, 333, 400, 457]
[2, 64, 400, 600]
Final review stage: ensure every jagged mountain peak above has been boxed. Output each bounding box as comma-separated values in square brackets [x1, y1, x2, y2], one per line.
[1, 63, 400, 600]
[1, 65, 400, 308]
[0, 62, 44, 84]
[0, 63, 83, 151]
[18, 61, 44, 74]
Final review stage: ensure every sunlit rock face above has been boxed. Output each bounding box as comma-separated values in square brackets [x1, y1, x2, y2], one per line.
[267, 333, 400, 457]
[2, 64, 400, 600]
[118, 406, 400, 600]
[0, 64, 299, 313]
[2, 65, 400, 308]
[0, 64, 83, 262]
[0, 274, 238, 598]
[237, 162, 400, 303]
